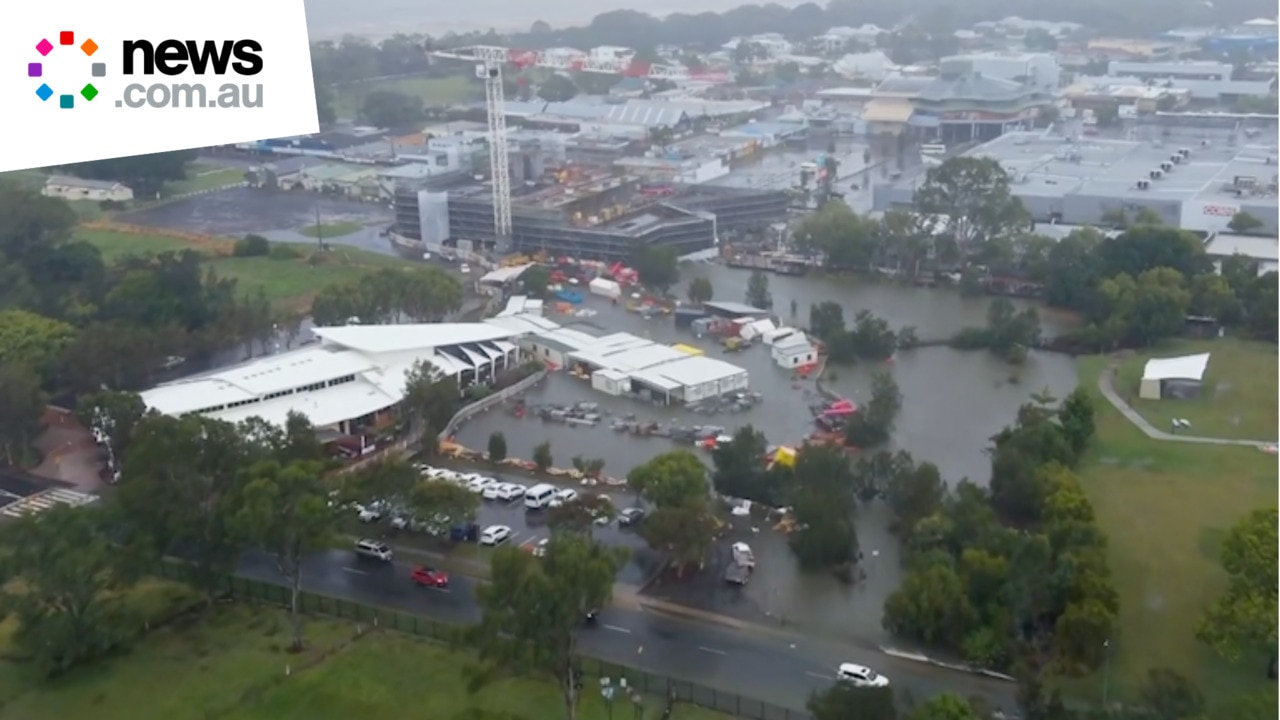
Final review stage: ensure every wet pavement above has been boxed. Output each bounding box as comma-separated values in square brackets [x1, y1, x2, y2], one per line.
[453, 264, 1081, 644]
[119, 187, 394, 252]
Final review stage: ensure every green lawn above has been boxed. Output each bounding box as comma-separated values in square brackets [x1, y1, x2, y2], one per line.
[332, 74, 481, 118]
[2, 605, 726, 720]
[160, 165, 246, 197]
[299, 221, 365, 239]
[1113, 338, 1278, 441]
[1069, 352, 1277, 709]
[75, 227, 412, 310]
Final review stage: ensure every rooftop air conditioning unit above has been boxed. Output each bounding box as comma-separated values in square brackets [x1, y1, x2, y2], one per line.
[1160, 161, 1174, 171]
[1179, 148, 1191, 158]
[1149, 169, 1164, 179]
[1136, 179, 1151, 190]
[1170, 154, 1183, 164]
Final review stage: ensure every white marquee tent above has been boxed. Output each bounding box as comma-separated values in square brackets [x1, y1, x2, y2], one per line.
[1139, 352, 1211, 400]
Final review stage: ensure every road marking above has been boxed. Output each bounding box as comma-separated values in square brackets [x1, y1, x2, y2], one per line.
[697, 646, 726, 656]
[603, 624, 631, 634]
[806, 672, 835, 680]
[341, 567, 368, 575]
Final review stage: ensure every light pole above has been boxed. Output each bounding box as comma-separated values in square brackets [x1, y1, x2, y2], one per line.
[1102, 638, 1111, 707]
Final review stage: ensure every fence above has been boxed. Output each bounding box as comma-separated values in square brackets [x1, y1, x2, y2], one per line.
[190, 566, 812, 720]
[438, 368, 547, 441]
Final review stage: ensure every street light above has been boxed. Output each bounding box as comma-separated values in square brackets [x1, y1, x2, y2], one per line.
[1102, 638, 1112, 706]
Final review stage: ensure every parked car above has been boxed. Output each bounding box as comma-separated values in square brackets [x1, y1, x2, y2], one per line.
[479, 524, 512, 546]
[497, 483, 527, 501]
[468, 476, 497, 494]
[836, 663, 889, 688]
[410, 566, 450, 588]
[549, 488, 578, 507]
[482, 482, 506, 500]
[618, 507, 646, 526]
[357, 502, 385, 523]
[354, 539, 393, 562]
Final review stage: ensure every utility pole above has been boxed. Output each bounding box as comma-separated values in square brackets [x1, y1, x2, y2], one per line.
[1102, 638, 1111, 706]
[314, 198, 323, 249]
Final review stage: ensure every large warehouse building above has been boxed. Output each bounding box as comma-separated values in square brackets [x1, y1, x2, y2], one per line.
[873, 130, 1279, 235]
[140, 323, 522, 434]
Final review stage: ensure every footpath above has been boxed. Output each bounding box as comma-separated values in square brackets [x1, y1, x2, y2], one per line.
[1097, 364, 1273, 448]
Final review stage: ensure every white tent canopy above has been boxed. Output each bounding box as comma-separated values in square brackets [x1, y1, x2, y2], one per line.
[1142, 353, 1210, 382]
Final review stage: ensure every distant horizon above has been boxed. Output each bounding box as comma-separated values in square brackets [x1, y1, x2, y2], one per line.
[304, 0, 813, 40]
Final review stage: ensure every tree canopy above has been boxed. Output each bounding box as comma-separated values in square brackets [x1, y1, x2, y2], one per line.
[1197, 507, 1278, 662]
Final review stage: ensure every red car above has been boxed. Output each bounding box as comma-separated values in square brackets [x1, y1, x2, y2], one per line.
[411, 566, 449, 588]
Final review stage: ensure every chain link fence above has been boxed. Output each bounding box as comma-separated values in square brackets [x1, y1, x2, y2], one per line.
[181, 566, 811, 720]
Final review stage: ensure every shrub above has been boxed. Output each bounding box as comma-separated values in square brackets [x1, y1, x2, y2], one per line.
[233, 234, 270, 257]
[268, 243, 302, 260]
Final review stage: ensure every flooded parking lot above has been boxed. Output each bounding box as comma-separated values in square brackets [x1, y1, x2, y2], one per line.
[453, 265, 1080, 641]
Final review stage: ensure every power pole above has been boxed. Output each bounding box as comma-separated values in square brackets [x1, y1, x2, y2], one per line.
[478, 60, 513, 256]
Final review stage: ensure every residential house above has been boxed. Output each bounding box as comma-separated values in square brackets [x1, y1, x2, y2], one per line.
[43, 175, 134, 202]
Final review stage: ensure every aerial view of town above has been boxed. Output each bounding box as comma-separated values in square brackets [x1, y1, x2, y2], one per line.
[0, 2, 1276, 719]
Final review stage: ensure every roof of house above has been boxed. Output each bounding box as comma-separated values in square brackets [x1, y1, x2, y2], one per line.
[45, 175, 124, 190]
[1142, 353, 1211, 382]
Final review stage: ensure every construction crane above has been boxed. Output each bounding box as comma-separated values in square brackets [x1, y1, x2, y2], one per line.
[476, 61, 512, 253]
[433, 46, 732, 83]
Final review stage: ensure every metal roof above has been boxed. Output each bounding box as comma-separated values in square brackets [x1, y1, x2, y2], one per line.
[1142, 353, 1210, 382]
[703, 301, 770, 316]
[603, 102, 689, 128]
[46, 175, 125, 190]
[916, 74, 1035, 102]
[311, 323, 518, 355]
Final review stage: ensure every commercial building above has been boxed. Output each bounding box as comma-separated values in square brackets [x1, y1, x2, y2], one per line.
[872, 130, 1280, 235]
[910, 74, 1054, 143]
[139, 323, 522, 434]
[43, 175, 134, 202]
[484, 312, 749, 404]
[941, 52, 1061, 93]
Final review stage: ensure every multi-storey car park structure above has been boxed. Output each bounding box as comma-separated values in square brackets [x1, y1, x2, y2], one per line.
[873, 129, 1279, 235]
[391, 170, 788, 262]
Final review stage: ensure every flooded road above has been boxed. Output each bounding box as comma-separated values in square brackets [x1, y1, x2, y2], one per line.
[453, 264, 1080, 643]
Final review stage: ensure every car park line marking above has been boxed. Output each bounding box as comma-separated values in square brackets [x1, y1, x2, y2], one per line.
[806, 671, 834, 680]
[341, 567, 368, 575]
[698, 646, 726, 656]
[603, 624, 631, 634]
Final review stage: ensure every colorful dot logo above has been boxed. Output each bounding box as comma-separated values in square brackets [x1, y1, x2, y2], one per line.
[31, 31, 101, 109]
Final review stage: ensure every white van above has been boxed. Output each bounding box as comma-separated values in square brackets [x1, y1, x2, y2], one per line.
[354, 539, 393, 562]
[524, 483, 557, 510]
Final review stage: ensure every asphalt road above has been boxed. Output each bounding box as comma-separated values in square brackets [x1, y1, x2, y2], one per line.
[237, 549, 1019, 715]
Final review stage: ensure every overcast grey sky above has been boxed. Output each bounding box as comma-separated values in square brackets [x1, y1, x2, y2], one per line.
[304, 0, 811, 39]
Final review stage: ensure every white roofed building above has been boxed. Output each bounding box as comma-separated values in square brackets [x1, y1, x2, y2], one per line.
[1139, 353, 1211, 400]
[140, 322, 522, 434]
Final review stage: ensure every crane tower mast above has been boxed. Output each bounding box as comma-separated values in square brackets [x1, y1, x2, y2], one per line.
[478, 62, 513, 253]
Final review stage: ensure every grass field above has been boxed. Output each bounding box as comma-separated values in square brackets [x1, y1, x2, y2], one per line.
[75, 227, 410, 310]
[1070, 352, 1277, 709]
[1113, 338, 1278, 440]
[299, 221, 364, 238]
[1, 605, 726, 720]
[159, 164, 246, 198]
[331, 74, 481, 118]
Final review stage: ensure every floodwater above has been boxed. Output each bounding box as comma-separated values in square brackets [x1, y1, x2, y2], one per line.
[453, 264, 1080, 643]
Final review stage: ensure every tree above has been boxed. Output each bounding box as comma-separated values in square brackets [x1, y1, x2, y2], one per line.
[1197, 507, 1278, 663]
[342, 456, 420, 510]
[711, 425, 789, 506]
[687, 276, 713, 304]
[1138, 667, 1205, 720]
[61, 149, 196, 197]
[230, 459, 334, 650]
[402, 360, 461, 438]
[913, 156, 1030, 255]
[472, 534, 621, 720]
[808, 684, 898, 720]
[1227, 211, 1264, 235]
[0, 505, 134, 676]
[1057, 388, 1096, 458]
[538, 73, 578, 102]
[626, 450, 707, 509]
[909, 694, 981, 720]
[314, 82, 337, 125]
[639, 504, 720, 577]
[882, 564, 977, 648]
[886, 461, 946, 536]
[408, 478, 480, 535]
[547, 494, 616, 535]
[1095, 267, 1191, 348]
[360, 89, 423, 128]
[521, 265, 551, 299]
[632, 245, 678, 290]
[117, 414, 254, 602]
[745, 270, 772, 309]
[0, 362, 47, 466]
[488, 431, 508, 462]
[0, 308, 75, 380]
[808, 301, 846, 344]
[533, 441, 553, 472]
[844, 370, 902, 448]
[789, 444, 859, 572]
[76, 390, 149, 462]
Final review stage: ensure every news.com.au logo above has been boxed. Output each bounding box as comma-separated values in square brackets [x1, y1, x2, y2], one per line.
[30, 30, 264, 110]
